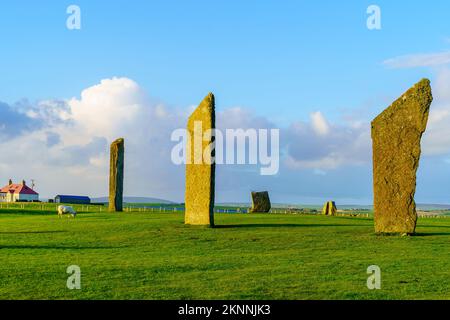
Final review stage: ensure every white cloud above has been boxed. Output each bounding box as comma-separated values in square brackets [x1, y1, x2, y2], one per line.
[66, 77, 149, 143]
[382, 50, 450, 158]
[0, 77, 189, 200]
[217, 107, 275, 130]
[0, 77, 372, 202]
[422, 68, 450, 155]
[383, 51, 450, 69]
[310, 111, 330, 136]
[284, 113, 371, 170]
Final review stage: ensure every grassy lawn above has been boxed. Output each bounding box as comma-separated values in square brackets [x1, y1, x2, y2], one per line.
[1, 209, 450, 300]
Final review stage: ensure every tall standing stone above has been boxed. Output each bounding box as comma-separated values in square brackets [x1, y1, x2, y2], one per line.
[109, 138, 124, 212]
[371, 79, 432, 234]
[322, 201, 337, 216]
[249, 191, 271, 213]
[185, 93, 215, 226]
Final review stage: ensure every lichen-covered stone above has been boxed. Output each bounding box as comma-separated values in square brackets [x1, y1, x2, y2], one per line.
[109, 138, 124, 212]
[322, 201, 337, 216]
[185, 93, 215, 226]
[371, 79, 432, 234]
[249, 191, 271, 213]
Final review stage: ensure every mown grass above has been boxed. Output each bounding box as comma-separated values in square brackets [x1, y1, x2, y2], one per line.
[0, 209, 449, 300]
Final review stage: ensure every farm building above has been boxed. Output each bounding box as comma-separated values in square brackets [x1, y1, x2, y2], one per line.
[55, 195, 91, 204]
[0, 179, 39, 202]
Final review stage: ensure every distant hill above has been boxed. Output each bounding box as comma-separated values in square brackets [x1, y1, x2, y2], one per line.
[90, 199, 450, 210]
[216, 203, 368, 210]
[217, 202, 450, 211]
[416, 203, 450, 211]
[91, 196, 175, 204]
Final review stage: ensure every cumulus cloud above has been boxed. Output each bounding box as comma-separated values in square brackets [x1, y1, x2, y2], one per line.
[0, 77, 189, 200]
[0, 77, 372, 202]
[284, 113, 370, 170]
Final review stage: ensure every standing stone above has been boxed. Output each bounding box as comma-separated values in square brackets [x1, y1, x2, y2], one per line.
[371, 79, 432, 234]
[249, 191, 271, 213]
[109, 138, 124, 212]
[185, 93, 215, 226]
[322, 201, 337, 216]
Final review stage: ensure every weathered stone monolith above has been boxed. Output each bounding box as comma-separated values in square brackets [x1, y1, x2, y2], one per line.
[185, 93, 215, 226]
[322, 201, 337, 216]
[109, 138, 124, 212]
[371, 79, 432, 234]
[249, 191, 271, 213]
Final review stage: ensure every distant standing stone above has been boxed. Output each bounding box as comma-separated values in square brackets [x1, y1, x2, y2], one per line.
[109, 138, 124, 212]
[322, 201, 337, 216]
[185, 93, 215, 226]
[249, 191, 271, 213]
[371, 79, 432, 234]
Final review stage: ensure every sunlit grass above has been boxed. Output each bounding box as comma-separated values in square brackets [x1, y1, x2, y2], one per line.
[0, 210, 449, 300]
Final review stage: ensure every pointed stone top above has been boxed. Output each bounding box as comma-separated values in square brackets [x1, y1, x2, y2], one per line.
[112, 138, 124, 145]
[372, 78, 432, 129]
[403, 78, 432, 100]
[200, 92, 214, 111]
[188, 92, 215, 122]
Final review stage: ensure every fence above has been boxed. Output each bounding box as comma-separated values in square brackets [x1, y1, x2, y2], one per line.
[0, 202, 106, 213]
[124, 207, 248, 213]
[0, 202, 448, 218]
[417, 214, 450, 219]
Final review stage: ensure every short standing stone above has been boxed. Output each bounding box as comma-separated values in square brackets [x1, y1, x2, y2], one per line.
[185, 93, 215, 226]
[371, 79, 432, 234]
[322, 201, 337, 216]
[109, 138, 124, 212]
[249, 191, 271, 213]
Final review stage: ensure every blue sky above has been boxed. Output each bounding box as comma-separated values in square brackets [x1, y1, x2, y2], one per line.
[0, 1, 447, 119]
[0, 1, 450, 204]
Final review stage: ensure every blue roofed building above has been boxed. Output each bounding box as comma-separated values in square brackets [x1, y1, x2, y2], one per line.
[55, 195, 91, 204]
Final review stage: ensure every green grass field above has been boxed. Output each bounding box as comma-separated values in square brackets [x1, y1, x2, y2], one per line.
[1, 208, 450, 300]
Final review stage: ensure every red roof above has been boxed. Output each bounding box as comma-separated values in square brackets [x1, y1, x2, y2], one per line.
[0, 183, 39, 195]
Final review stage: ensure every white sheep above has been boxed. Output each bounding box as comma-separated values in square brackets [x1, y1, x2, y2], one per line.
[57, 205, 77, 218]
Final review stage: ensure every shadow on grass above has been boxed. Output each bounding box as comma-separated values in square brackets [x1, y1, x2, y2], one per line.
[0, 245, 124, 250]
[414, 232, 450, 237]
[0, 210, 58, 216]
[418, 224, 450, 229]
[214, 223, 369, 229]
[0, 231, 66, 235]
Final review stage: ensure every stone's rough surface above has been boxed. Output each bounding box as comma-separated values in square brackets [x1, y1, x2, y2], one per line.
[109, 138, 124, 212]
[185, 93, 215, 226]
[371, 79, 432, 234]
[249, 191, 271, 213]
[322, 201, 337, 216]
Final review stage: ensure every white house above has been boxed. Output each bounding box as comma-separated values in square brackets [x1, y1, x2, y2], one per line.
[0, 179, 39, 202]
